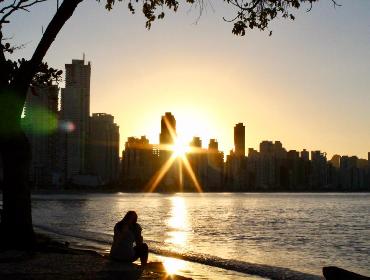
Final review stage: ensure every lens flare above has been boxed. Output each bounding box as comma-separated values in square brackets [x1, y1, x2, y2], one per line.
[21, 107, 58, 135]
[59, 120, 76, 132]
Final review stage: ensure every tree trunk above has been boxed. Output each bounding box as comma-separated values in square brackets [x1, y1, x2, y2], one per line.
[0, 0, 84, 250]
[0, 86, 34, 250]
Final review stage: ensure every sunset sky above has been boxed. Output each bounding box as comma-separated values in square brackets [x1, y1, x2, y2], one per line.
[6, 0, 370, 159]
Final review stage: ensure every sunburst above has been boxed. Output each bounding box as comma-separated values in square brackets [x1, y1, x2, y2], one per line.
[144, 115, 205, 193]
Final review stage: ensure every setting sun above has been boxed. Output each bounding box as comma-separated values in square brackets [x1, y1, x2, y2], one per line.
[172, 138, 190, 158]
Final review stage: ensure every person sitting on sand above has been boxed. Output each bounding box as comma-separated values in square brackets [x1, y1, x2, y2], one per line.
[110, 211, 148, 265]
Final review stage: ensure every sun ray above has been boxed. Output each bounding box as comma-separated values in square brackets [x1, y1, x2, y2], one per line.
[185, 145, 212, 156]
[181, 155, 203, 192]
[178, 159, 183, 192]
[143, 115, 206, 193]
[163, 116, 177, 142]
[144, 154, 177, 192]
[156, 143, 173, 151]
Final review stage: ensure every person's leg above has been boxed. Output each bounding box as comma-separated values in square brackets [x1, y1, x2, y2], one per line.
[134, 243, 148, 265]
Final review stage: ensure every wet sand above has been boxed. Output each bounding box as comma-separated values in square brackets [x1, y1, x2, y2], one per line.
[0, 234, 192, 280]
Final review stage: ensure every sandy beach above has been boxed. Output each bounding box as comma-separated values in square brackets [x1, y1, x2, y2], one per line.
[0, 233, 192, 280]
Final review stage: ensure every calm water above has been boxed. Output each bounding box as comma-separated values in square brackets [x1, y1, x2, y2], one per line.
[31, 193, 370, 279]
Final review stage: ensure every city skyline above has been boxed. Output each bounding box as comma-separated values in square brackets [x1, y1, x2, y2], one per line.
[20, 57, 368, 191]
[121, 111, 370, 192]
[7, 1, 370, 159]
[123, 111, 369, 161]
[22, 56, 369, 162]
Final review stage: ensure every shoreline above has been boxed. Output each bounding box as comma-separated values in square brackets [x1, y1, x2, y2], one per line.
[0, 231, 326, 280]
[5, 230, 365, 280]
[33, 227, 262, 280]
[31, 228, 325, 280]
[27, 190, 370, 195]
[0, 233, 192, 280]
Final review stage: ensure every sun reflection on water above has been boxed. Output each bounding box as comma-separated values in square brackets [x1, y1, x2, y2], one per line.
[168, 197, 188, 230]
[167, 231, 187, 246]
[166, 196, 189, 247]
[161, 256, 188, 275]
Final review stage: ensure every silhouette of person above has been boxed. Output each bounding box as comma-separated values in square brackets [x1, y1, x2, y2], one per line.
[110, 211, 148, 265]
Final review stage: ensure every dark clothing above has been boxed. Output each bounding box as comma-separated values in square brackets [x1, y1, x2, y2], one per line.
[133, 243, 149, 262]
[110, 222, 148, 264]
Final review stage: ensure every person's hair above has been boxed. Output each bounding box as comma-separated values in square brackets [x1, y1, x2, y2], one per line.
[115, 211, 138, 232]
[122, 211, 138, 224]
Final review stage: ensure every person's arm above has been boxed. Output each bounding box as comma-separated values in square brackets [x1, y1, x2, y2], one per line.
[134, 223, 143, 245]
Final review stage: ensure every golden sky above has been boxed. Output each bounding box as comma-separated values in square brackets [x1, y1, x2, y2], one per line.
[7, 0, 370, 159]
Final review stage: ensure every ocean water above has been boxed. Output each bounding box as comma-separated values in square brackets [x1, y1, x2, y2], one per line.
[31, 193, 370, 279]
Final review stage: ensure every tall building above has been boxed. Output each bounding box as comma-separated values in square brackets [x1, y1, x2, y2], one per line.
[159, 112, 176, 144]
[207, 139, 224, 191]
[258, 141, 276, 189]
[61, 58, 91, 181]
[260, 141, 274, 154]
[89, 113, 120, 184]
[301, 149, 310, 161]
[329, 155, 341, 168]
[121, 136, 159, 191]
[225, 123, 247, 191]
[185, 137, 207, 191]
[339, 155, 366, 190]
[287, 150, 300, 189]
[158, 112, 177, 190]
[22, 86, 59, 187]
[190, 136, 202, 148]
[208, 139, 218, 150]
[310, 151, 328, 190]
[234, 123, 245, 157]
[249, 140, 288, 190]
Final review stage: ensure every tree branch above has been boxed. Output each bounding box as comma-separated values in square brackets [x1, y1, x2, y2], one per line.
[15, 0, 83, 88]
[0, 0, 48, 24]
[0, 26, 7, 87]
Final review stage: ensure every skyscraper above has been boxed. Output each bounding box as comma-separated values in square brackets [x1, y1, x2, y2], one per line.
[159, 112, 176, 144]
[61, 58, 91, 180]
[158, 112, 177, 191]
[89, 113, 120, 184]
[310, 151, 328, 189]
[234, 122, 245, 157]
[22, 85, 59, 187]
[207, 139, 224, 191]
[121, 136, 159, 191]
[208, 139, 218, 151]
[190, 136, 202, 148]
[301, 149, 310, 161]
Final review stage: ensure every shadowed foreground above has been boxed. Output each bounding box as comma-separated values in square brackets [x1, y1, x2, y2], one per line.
[0, 234, 191, 280]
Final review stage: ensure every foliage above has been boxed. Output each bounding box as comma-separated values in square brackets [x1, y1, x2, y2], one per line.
[0, 54, 63, 87]
[0, 0, 340, 248]
[0, 0, 341, 91]
[103, 0, 340, 36]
